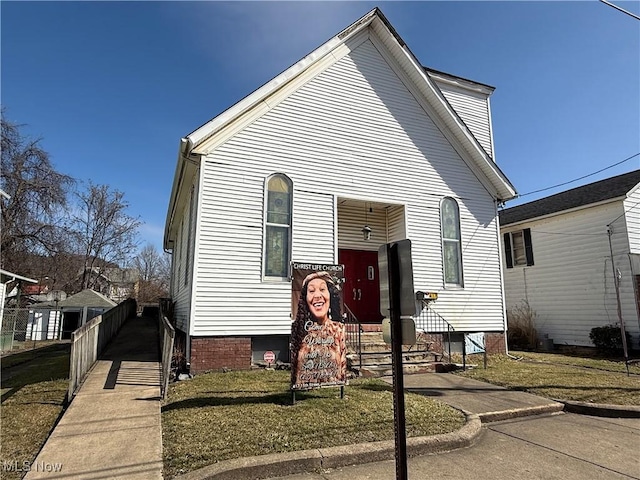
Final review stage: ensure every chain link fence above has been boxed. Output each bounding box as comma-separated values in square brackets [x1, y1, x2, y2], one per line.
[1, 307, 66, 354]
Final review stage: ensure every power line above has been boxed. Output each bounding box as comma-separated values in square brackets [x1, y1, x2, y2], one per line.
[519, 152, 640, 197]
[608, 200, 640, 226]
[599, 0, 640, 21]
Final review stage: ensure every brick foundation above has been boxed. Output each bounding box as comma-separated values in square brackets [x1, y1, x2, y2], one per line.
[190, 336, 252, 374]
[485, 332, 506, 354]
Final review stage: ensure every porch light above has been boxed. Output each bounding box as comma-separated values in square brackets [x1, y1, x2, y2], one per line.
[362, 203, 372, 241]
[362, 225, 372, 241]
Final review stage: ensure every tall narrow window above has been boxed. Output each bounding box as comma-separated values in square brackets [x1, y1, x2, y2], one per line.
[264, 174, 292, 278]
[441, 197, 463, 286]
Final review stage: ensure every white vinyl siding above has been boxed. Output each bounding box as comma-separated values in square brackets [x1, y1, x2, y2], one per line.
[387, 205, 406, 243]
[171, 174, 198, 334]
[337, 204, 388, 251]
[625, 185, 640, 254]
[503, 201, 640, 348]
[434, 81, 493, 158]
[292, 190, 335, 264]
[188, 37, 506, 335]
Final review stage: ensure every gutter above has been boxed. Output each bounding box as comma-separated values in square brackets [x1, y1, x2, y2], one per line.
[164, 137, 195, 250]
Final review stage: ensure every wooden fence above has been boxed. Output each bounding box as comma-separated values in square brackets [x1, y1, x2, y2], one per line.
[68, 299, 137, 399]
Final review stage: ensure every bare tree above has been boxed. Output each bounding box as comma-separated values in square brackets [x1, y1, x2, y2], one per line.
[132, 243, 170, 303]
[71, 181, 141, 290]
[1, 114, 75, 276]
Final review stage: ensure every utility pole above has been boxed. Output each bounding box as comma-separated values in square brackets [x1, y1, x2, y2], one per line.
[606, 225, 630, 375]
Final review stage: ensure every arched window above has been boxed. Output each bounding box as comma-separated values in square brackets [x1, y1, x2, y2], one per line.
[441, 197, 463, 286]
[264, 174, 292, 278]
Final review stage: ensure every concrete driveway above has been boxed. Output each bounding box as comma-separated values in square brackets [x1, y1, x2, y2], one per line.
[268, 413, 640, 480]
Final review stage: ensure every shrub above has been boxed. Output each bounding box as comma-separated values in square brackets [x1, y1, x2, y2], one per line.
[589, 324, 632, 354]
[507, 300, 538, 350]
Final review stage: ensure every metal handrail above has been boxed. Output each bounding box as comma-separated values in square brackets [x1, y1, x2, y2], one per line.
[343, 304, 362, 369]
[413, 300, 455, 361]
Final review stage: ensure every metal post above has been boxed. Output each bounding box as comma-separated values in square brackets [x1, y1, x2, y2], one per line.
[388, 243, 408, 480]
[358, 324, 362, 370]
[462, 335, 467, 371]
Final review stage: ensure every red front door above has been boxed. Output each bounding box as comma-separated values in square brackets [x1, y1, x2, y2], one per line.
[339, 249, 383, 323]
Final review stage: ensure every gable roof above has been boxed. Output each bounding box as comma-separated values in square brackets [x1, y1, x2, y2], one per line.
[499, 169, 640, 226]
[61, 289, 117, 308]
[165, 8, 516, 248]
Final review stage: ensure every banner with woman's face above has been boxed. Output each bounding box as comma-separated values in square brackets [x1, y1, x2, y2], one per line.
[290, 263, 346, 391]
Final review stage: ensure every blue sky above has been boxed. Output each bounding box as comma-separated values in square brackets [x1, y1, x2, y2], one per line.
[2, 1, 639, 255]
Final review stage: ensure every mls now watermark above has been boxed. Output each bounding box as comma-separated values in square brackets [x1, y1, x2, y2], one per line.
[3, 460, 63, 473]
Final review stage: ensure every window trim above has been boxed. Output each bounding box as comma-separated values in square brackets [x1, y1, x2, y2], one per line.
[263, 173, 293, 280]
[440, 197, 464, 287]
[504, 228, 534, 268]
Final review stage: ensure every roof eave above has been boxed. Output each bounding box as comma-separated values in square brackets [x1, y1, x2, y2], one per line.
[187, 9, 380, 152]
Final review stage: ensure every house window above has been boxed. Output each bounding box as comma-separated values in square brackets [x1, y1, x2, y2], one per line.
[264, 174, 292, 278]
[504, 229, 534, 268]
[441, 197, 463, 286]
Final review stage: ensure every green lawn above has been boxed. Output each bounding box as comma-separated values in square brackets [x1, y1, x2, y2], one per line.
[1, 344, 70, 480]
[457, 352, 640, 405]
[162, 370, 465, 478]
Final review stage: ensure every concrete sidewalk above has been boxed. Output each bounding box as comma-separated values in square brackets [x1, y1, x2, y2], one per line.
[178, 373, 568, 480]
[398, 372, 564, 421]
[25, 316, 163, 480]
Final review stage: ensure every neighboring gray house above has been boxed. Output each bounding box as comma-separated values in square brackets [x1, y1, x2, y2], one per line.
[28, 289, 117, 340]
[164, 8, 517, 373]
[500, 169, 640, 349]
[81, 267, 140, 303]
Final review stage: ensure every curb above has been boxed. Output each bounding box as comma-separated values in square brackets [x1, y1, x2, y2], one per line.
[478, 402, 565, 423]
[558, 400, 640, 418]
[174, 413, 482, 480]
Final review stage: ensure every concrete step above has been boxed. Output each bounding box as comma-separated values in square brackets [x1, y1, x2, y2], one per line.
[356, 342, 433, 354]
[355, 362, 455, 378]
[348, 350, 441, 367]
[348, 332, 434, 354]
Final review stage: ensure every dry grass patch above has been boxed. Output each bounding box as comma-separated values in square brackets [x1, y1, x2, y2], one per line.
[1, 345, 70, 480]
[457, 353, 640, 406]
[162, 370, 464, 478]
